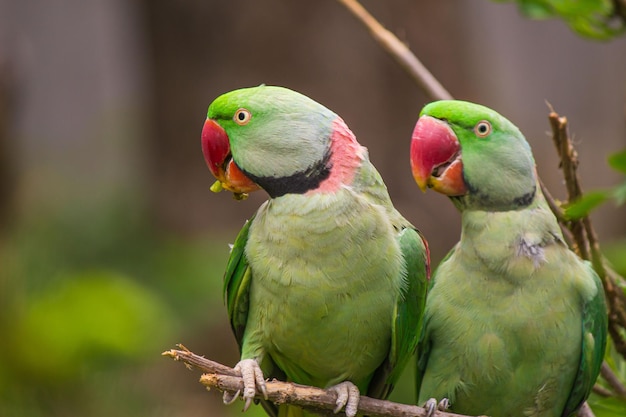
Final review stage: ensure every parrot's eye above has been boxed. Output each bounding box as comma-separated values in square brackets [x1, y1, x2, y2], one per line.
[474, 120, 492, 138]
[234, 108, 252, 126]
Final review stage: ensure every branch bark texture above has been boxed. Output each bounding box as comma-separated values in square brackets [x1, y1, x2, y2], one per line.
[164, 346, 476, 417]
[337, 0, 452, 102]
[547, 110, 626, 358]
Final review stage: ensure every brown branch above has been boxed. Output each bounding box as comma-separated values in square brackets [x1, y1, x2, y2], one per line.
[577, 402, 596, 417]
[546, 110, 590, 260]
[163, 344, 240, 376]
[593, 384, 614, 398]
[336, 0, 452, 102]
[164, 346, 476, 417]
[600, 361, 626, 397]
[538, 179, 576, 248]
[546, 108, 626, 357]
[613, 0, 626, 25]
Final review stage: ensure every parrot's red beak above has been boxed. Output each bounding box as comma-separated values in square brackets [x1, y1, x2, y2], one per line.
[410, 116, 467, 196]
[201, 119, 260, 195]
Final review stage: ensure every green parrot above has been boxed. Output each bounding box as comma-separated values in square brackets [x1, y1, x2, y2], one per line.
[201, 85, 430, 417]
[409, 100, 607, 417]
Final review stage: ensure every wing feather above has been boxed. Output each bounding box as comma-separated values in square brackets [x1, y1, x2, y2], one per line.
[561, 263, 607, 417]
[368, 226, 430, 399]
[223, 217, 254, 347]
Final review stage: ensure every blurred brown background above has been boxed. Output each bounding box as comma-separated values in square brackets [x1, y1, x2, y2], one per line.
[0, 1, 625, 416]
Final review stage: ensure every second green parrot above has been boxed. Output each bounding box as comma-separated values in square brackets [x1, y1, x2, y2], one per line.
[409, 100, 607, 417]
[201, 85, 430, 417]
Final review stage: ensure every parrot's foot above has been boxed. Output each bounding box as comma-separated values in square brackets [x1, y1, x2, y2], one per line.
[423, 398, 449, 417]
[222, 359, 268, 411]
[328, 381, 360, 417]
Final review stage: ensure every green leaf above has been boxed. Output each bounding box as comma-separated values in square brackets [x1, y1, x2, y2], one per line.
[517, 0, 555, 19]
[608, 150, 626, 174]
[587, 393, 626, 417]
[613, 181, 626, 205]
[564, 191, 609, 219]
[491, 0, 624, 40]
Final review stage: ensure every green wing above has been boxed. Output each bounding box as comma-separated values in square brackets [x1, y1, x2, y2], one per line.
[561, 263, 608, 417]
[223, 217, 255, 348]
[414, 245, 455, 400]
[222, 216, 280, 417]
[368, 226, 430, 399]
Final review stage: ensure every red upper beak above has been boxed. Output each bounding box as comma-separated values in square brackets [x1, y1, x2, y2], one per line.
[410, 116, 467, 196]
[202, 119, 230, 179]
[201, 119, 259, 194]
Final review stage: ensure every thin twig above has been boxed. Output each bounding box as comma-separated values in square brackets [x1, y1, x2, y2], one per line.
[600, 362, 626, 397]
[538, 178, 576, 248]
[546, 110, 590, 260]
[163, 344, 240, 376]
[164, 347, 476, 417]
[336, 0, 452, 101]
[546, 109, 626, 357]
[593, 384, 614, 398]
[577, 401, 596, 417]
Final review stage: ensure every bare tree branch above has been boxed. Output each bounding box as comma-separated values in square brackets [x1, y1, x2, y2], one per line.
[336, 0, 452, 102]
[546, 110, 590, 260]
[538, 178, 576, 248]
[164, 346, 477, 417]
[546, 109, 626, 358]
[577, 402, 596, 417]
[600, 362, 626, 398]
[614, 0, 626, 25]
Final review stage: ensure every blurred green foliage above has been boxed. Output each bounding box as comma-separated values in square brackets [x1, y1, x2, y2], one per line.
[7, 271, 173, 383]
[0, 196, 236, 416]
[493, 0, 625, 39]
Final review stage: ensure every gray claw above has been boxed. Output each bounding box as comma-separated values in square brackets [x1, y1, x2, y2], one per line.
[423, 397, 450, 417]
[424, 398, 437, 417]
[223, 359, 267, 411]
[243, 396, 253, 412]
[438, 398, 450, 411]
[328, 381, 360, 417]
[223, 390, 241, 405]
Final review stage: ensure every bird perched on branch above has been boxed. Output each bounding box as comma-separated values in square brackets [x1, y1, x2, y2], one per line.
[409, 100, 607, 417]
[201, 85, 430, 417]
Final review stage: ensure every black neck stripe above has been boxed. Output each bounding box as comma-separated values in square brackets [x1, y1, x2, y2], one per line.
[243, 150, 332, 198]
[513, 185, 536, 207]
[460, 182, 537, 210]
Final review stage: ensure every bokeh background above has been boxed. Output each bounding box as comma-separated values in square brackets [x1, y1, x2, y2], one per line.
[1, 1, 625, 416]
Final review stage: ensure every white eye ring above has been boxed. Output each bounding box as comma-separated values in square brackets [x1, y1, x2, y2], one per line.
[474, 120, 492, 137]
[234, 108, 252, 125]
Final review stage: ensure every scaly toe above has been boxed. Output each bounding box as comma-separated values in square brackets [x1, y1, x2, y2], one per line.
[328, 381, 360, 417]
[438, 398, 450, 411]
[423, 398, 438, 417]
[229, 358, 267, 410]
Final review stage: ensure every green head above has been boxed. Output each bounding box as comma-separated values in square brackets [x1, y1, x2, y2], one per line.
[201, 85, 337, 198]
[410, 100, 536, 211]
